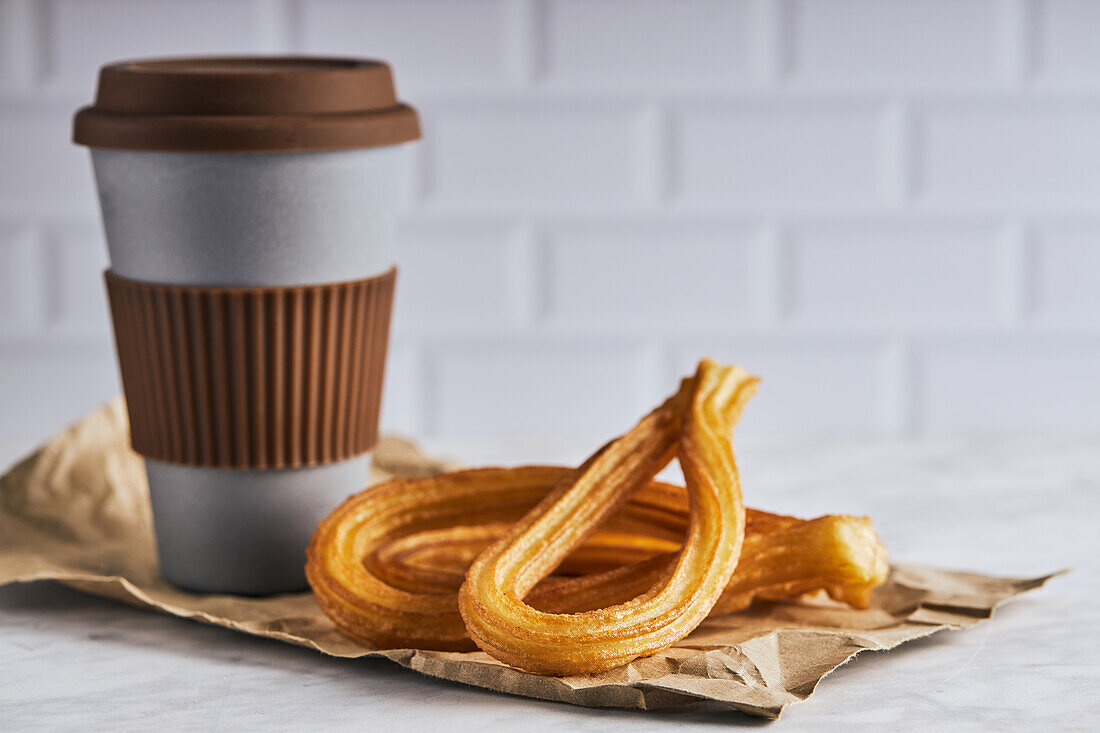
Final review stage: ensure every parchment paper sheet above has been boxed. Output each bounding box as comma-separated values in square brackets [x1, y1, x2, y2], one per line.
[0, 400, 1060, 719]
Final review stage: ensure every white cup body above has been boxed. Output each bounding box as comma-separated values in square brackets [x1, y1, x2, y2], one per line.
[91, 145, 407, 595]
[93, 147, 402, 285]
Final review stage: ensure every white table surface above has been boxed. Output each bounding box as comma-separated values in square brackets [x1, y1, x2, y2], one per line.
[1, 435, 1097, 732]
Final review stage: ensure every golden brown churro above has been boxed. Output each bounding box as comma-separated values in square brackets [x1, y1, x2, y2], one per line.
[458, 360, 755, 674]
[306, 359, 889, 674]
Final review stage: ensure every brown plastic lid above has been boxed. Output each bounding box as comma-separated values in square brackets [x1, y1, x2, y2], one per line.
[73, 56, 420, 153]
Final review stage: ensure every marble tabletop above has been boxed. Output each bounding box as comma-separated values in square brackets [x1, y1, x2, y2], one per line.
[1, 436, 1097, 731]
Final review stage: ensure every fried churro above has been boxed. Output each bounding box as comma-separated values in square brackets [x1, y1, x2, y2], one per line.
[307, 359, 888, 674]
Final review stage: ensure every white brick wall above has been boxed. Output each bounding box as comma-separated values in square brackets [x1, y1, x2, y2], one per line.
[543, 222, 758, 331]
[787, 0, 1010, 88]
[1033, 0, 1100, 86]
[917, 101, 1100, 208]
[425, 101, 651, 210]
[0, 104, 98, 217]
[299, 0, 523, 91]
[393, 221, 531, 333]
[1031, 223, 1100, 323]
[542, 0, 758, 90]
[430, 340, 661, 439]
[919, 339, 1100, 434]
[787, 222, 1002, 328]
[671, 339, 889, 436]
[2, 0, 1099, 445]
[672, 101, 888, 209]
[42, 0, 277, 93]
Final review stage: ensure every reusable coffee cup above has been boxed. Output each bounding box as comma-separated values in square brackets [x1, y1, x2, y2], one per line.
[73, 57, 420, 595]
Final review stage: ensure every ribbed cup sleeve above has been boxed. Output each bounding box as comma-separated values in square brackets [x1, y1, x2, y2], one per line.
[105, 268, 396, 469]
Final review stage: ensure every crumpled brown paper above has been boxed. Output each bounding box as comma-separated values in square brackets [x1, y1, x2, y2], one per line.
[0, 400, 1060, 719]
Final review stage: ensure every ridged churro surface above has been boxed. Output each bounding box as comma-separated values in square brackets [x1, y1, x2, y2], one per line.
[307, 359, 889, 674]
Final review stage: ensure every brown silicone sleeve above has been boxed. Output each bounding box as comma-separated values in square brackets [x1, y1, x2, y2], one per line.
[105, 269, 396, 470]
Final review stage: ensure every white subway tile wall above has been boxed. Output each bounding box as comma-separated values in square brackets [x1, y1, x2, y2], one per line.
[1, 0, 1098, 444]
[673, 101, 888, 208]
[42, 0, 275, 93]
[544, 222, 758, 331]
[1033, 0, 1100, 86]
[788, 222, 1002, 328]
[787, 0, 1010, 88]
[542, 0, 757, 90]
